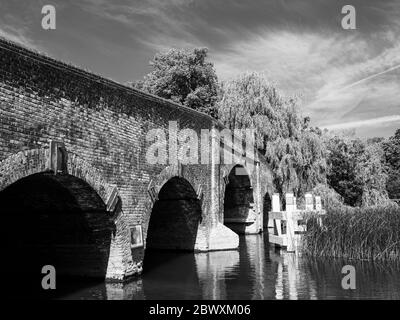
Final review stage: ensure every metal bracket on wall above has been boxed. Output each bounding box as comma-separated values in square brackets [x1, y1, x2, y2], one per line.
[106, 185, 122, 221]
[147, 182, 158, 203]
[196, 185, 203, 201]
[48, 140, 68, 174]
[222, 168, 229, 185]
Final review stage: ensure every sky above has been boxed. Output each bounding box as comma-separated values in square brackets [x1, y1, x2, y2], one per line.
[0, 0, 399, 138]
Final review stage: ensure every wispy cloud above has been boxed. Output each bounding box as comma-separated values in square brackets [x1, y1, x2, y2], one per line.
[310, 39, 400, 105]
[336, 63, 400, 92]
[79, 0, 202, 51]
[0, 25, 40, 50]
[211, 28, 399, 131]
[323, 115, 400, 130]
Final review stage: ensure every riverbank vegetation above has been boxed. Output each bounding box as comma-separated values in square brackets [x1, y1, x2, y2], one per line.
[304, 130, 400, 262]
[303, 204, 400, 262]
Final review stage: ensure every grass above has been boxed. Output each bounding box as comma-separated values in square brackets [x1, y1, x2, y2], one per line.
[302, 203, 400, 262]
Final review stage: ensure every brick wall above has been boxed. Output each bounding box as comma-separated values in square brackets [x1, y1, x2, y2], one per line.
[0, 39, 216, 247]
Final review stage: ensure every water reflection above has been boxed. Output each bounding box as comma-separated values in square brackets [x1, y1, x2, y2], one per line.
[271, 250, 318, 300]
[142, 251, 202, 299]
[301, 257, 400, 299]
[106, 281, 144, 300]
[195, 250, 239, 299]
[54, 234, 400, 300]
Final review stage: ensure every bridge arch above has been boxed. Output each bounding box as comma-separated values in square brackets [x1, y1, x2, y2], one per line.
[0, 146, 135, 284]
[1, 148, 114, 205]
[144, 165, 203, 256]
[221, 164, 258, 234]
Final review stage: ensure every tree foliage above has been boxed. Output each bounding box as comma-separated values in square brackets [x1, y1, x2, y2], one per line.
[356, 143, 389, 207]
[382, 128, 400, 200]
[325, 135, 365, 206]
[218, 72, 327, 198]
[133, 47, 219, 117]
[326, 133, 390, 207]
[312, 183, 344, 210]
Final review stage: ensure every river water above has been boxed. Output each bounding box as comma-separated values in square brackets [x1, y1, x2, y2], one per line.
[57, 234, 400, 300]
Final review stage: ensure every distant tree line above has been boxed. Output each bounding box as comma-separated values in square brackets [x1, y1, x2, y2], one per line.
[324, 132, 397, 207]
[131, 47, 399, 208]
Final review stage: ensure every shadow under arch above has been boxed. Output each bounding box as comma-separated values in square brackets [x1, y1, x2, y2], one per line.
[0, 172, 113, 299]
[0, 146, 135, 296]
[143, 176, 202, 271]
[223, 164, 256, 234]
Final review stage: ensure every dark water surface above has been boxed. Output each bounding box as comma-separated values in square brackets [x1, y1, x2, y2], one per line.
[58, 235, 400, 300]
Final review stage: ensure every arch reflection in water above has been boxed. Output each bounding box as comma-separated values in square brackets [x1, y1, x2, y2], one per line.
[103, 249, 240, 300]
[195, 250, 239, 299]
[142, 251, 202, 299]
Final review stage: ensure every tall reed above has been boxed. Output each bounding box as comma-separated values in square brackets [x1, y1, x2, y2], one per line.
[302, 203, 400, 262]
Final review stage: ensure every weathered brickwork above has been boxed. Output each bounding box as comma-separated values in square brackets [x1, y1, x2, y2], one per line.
[0, 38, 275, 282]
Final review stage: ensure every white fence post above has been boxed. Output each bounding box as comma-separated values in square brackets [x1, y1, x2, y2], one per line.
[305, 193, 313, 211]
[315, 196, 322, 226]
[272, 193, 280, 212]
[285, 193, 296, 252]
[315, 196, 322, 210]
[268, 193, 326, 253]
[286, 193, 294, 212]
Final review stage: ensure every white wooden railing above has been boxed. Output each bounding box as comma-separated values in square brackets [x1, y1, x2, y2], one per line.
[268, 193, 326, 252]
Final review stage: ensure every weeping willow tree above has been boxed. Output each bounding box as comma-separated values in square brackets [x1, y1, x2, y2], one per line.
[218, 72, 326, 198]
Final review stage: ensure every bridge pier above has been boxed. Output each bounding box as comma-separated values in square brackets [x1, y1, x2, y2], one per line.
[195, 222, 239, 251]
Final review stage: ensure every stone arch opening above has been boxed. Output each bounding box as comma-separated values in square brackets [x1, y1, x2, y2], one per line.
[263, 193, 272, 229]
[0, 172, 113, 298]
[223, 165, 255, 234]
[144, 177, 202, 271]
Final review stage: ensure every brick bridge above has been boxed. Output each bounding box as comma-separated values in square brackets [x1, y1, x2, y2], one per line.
[0, 38, 274, 282]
